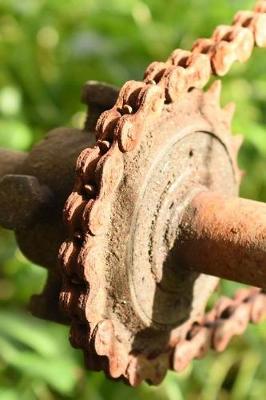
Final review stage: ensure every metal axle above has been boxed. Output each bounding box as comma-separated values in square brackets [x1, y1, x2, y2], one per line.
[177, 190, 266, 288]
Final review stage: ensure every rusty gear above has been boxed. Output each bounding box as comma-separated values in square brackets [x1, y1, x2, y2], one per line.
[58, 1, 266, 386]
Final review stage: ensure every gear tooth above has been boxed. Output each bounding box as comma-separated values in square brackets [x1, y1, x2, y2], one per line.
[126, 356, 144, 387]
[233, 134, 244, 154]
[234, 166, 245, 185]
[239, 168, 246, 182]
[206, 80, 222, 104]
[94, 320, 115, 363]
[94, 319, 128, 379]
[223, 102, 236, 124]
[231, 135, 245, 185]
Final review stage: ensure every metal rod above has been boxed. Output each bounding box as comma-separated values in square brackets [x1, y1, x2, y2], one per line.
[177, 190, 266, 288]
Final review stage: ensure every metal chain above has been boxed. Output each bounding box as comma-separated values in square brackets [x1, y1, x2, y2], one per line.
[95, 0, 266, 152]
[59, 0, 266, 384]
[172, 287, 266, 373]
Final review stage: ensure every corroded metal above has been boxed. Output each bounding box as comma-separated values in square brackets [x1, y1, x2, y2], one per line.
[59, 0, 266, 386]
[172, 287, 266, 374]
[0, 128, 94, 323]
[0, 1, 266, 388]
[60, 84, 239, 383]
[0, 149, 26, 179]
[82, 80, 119, 131]
[0, 82, 118, 322]
[177, 190, 266, 288]
[0, 174, 53, 230]
[96, 3, 266, 153]
[0, 128, 93, 269]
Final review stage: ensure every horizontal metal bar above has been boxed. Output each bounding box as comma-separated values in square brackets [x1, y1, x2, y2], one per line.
[177, 190, 266, 288]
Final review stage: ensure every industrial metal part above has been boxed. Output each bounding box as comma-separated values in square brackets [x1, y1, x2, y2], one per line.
[0, 0, 266, 387]
[0, 82, 118, 322]
[59, 0, 266, 385]
[177, 191, 266, 288]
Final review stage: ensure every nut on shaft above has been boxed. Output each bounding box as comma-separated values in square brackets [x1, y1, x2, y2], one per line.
[177, 190, 266, 288]
[0, 149, 27, 178]
[0, 175, 53, 230]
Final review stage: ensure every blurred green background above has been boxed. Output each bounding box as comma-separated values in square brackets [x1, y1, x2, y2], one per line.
[0, 0, 266, 399]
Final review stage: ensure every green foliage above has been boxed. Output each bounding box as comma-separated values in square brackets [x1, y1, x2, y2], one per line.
[0, 0, 265, 399]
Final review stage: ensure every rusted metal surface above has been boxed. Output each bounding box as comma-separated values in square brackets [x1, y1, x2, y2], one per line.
[0, 128, 94, 268]
[172, 287, 266, 374]
[0, 1, 266, 388]
[60, 84, 239, 383]
[95, 2, 266, 153]
[177, 190, 266, 288]
[0, 82, 119, 322]
[0, 128, 95, 323]
[0, 175, 53, 230]
[0, 149, 27, 179]
[58, 0, 266, 386]
[82, 80, 119, 131]
[0, 82, 119, 268]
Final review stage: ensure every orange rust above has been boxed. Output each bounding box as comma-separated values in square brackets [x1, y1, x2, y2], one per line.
[178, 190, 266, 288]
[57, 1, 266, 386]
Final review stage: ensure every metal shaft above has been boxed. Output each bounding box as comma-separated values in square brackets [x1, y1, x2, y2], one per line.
[177, 190, 266, 288]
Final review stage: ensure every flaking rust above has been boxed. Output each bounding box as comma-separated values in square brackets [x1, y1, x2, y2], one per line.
[59, 0, 266, 386]
[0, 0, 266, 387]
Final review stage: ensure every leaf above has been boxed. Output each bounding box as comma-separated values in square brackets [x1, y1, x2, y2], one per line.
[0, 311, 59, 357]
[0, 336, 80, 395]
[0, 119, 32, 150]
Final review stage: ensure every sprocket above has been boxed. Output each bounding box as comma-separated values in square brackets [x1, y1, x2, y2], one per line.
[59, 81, 242, 385]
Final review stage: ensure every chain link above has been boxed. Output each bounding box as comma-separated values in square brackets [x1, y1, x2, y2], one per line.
[173, 288, 266, 373]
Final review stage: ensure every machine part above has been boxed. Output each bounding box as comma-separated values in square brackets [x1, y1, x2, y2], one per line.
[0, 82, 119, 321]
[177, 190, 266, 288]
[0, 174, 53, 230]
[0, 128, 94, 269]
[59, 0, 266, 386]
[0, 149, 26, 178]
[59, 83, 266, 385]
[0, 128, 94, 322]
[0, 0, 265, 388]
[82, 81, 119, 131]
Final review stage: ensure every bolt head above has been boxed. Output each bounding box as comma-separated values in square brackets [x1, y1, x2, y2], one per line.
[0, 174, 52, 230]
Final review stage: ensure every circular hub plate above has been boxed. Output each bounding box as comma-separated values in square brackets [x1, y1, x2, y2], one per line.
[128, 131, 235, 328]
[102, 89, 238, 346]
